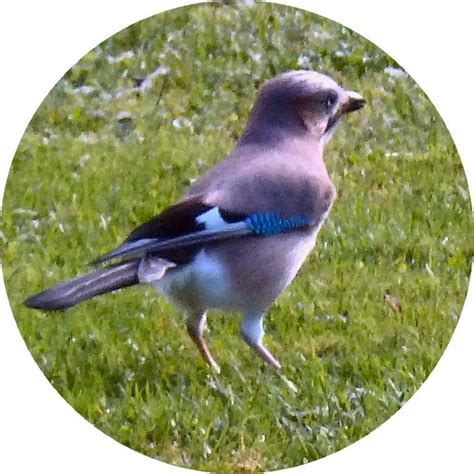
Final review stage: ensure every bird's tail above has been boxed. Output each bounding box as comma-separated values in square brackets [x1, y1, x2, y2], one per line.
[24, 260, 140, 311]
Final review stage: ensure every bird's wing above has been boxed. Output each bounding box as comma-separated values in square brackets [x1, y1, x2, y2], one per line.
[93, 195, 311, 265]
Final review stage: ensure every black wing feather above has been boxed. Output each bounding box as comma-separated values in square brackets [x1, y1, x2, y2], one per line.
[126, 198, 212, 241]
[95, 197, 249, 266]
[124, 197, 211, 264]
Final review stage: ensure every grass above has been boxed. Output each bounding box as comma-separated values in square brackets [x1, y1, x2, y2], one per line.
[1, 2, 472, 472]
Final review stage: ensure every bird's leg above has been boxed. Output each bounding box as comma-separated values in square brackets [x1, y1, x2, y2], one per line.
[240, 312, 282, 370]
[186, 311, 220, 373]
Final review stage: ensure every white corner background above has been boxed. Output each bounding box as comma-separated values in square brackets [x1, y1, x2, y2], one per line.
[0, 1, 472, 473]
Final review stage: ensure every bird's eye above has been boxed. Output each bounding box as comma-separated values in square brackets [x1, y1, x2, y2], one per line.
[324, 94, 337, 110]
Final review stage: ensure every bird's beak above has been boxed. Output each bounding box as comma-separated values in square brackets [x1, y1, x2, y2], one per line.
[341, 90, 366, 114]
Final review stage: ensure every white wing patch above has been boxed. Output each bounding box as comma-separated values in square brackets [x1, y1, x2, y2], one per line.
[196, 207, 229, 230]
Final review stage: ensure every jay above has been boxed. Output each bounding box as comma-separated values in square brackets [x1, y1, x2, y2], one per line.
[25, 70, 365, 372]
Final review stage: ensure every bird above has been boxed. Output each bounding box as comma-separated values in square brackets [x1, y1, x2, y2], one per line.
[25, 70, 365, 372]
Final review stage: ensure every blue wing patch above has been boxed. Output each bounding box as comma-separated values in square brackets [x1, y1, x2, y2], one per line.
[245, 213, 310, 236]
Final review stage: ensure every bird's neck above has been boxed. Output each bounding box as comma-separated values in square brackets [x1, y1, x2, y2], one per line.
[238, 103, 326, 156]
[239, 109, 303, 144]
[238, 117, 325, 166]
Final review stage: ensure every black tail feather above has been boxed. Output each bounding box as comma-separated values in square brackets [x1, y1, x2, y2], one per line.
[24, 260, 140, 311]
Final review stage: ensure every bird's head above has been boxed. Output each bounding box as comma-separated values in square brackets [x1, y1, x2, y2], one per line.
[242, 70, 365, 146]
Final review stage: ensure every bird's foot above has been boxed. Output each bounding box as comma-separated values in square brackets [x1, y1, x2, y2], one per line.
[254, 343, 282, 370]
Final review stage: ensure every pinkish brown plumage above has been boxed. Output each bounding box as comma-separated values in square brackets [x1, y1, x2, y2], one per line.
[25, 70, 365, 372]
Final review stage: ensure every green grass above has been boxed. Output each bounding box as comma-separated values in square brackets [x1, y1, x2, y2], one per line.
[1, 2, 472, 472]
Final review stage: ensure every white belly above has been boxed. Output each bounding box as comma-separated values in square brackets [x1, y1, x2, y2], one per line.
[150, 250, 234, 311]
